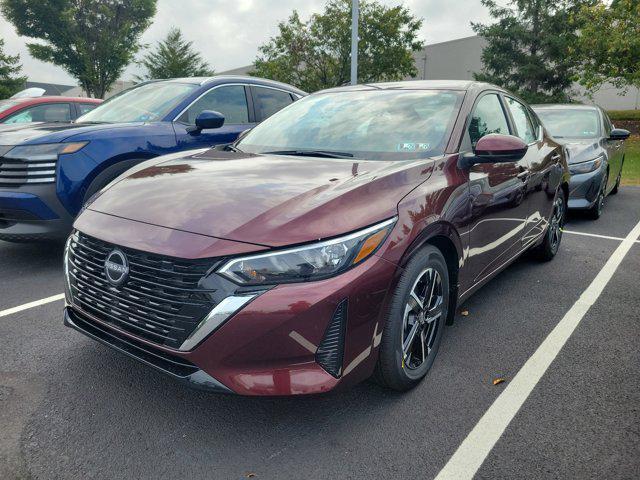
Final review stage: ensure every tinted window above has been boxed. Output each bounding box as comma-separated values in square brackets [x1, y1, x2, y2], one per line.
[238, 89, 464, 160]
[506, 97, 536, 143]
[468, 94, 510, 147]
[253, 87, 293, 120]
[3, 103, 72, 124]
[78, 103, 98, 115]
[179, 85, 249, 124]
[534, 109, 601, 139]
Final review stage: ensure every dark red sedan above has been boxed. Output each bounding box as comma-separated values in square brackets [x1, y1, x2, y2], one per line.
[0, 96, 101, 124]
[63, 80, 569, 396]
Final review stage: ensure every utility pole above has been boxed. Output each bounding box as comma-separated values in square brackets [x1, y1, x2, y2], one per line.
[350, 0, 359, 85]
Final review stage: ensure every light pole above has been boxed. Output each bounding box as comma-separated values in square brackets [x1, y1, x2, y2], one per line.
[350, 0, 359, 85]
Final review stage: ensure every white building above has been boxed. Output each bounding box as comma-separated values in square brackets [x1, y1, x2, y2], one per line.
[408, 35, 639, 110]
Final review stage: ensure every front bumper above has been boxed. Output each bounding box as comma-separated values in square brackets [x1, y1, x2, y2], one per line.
[567, 166, 606, 210]
[65, 249, 398, 396]
[64, 307, 233, 393]
[0, 185, 73, 241]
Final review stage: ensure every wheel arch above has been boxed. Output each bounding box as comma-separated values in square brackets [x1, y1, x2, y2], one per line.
[399, 221, 462, 325]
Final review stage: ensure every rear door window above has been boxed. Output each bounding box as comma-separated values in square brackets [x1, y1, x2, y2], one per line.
[252, 86, 294, 121]
[178, 85, 250, 124]
[506, 97, 537, 143]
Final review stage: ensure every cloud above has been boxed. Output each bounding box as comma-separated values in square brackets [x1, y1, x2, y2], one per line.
[0, 0, 495, 87]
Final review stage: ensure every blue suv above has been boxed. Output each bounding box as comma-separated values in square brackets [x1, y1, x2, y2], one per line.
[0, 76, 305, 241]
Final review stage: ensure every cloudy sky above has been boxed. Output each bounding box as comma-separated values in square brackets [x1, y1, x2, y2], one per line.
[0, 0, 495, 86]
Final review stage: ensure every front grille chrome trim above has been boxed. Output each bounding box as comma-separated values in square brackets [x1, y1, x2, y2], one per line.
[179, 294, 258, 351]
[0, 156, 57, 186]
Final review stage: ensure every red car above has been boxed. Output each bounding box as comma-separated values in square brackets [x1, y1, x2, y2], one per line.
[63, 81, 569, 396]
[0, 96, 102, 124]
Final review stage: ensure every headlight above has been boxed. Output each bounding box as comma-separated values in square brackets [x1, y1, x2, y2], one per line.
[4, 142, 88, 160]
[218, 217, 397, 285]
[569, 155, 604, 175]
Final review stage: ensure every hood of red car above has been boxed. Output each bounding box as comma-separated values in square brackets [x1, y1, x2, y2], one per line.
[87, 149, 434, 247]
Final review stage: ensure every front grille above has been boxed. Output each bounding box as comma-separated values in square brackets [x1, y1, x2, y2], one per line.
[67, 231, 218, 349]
[0, 156, 57, 186]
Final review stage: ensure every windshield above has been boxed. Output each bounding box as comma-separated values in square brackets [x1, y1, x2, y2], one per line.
[237, 89, 464, 160]
[76, 82, 198, 123]
[535, 108, 601, 139]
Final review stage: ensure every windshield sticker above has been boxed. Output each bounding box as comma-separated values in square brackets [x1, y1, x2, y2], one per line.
[397, 143, 431, 152]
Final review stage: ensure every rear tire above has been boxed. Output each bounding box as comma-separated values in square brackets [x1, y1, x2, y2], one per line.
[534, 188, 565, 262]
[374, 245, 449, 391]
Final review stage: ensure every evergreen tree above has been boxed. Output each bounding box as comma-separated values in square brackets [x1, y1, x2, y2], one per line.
[0, 38, 26, 99]
[137, 27, 214, 80]
[472, 0, 595, 103]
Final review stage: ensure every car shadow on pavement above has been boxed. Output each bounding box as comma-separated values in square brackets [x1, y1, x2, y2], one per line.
[0, 240, 64, 265]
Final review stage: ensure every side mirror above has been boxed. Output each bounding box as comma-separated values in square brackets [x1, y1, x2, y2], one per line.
[609, 128, 630, 141]
[190, 110, 225, 134]
[459, 134, 528, 169]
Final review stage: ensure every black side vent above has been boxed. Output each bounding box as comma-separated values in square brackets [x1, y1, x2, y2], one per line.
[315, 299, 348, 378]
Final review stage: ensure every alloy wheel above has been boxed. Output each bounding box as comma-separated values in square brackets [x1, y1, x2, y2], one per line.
[549, 195, 564, 251]
[401, 268, 443, 371]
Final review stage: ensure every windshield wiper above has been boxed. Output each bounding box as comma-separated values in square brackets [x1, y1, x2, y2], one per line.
[263, 149, 354, 158]
[224, 144, 243, 153]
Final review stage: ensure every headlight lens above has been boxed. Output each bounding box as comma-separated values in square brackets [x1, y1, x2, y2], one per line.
[218, 217, 397, 285]
[569, 155, 604, 174]
[4, 142, 88, 160]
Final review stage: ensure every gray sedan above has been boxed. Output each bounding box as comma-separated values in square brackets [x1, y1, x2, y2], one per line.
[533, 104, 630, 219]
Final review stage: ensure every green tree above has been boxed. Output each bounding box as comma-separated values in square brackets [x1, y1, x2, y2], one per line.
[252, 0, 424, 92]
[136, 27, 213, 80]
[570, 0, 640, 94]
[472, 0, 595, 103]
[0, 38, 26, 99]
[1, 0, 157, 98]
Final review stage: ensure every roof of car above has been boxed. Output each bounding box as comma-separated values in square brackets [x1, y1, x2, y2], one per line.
[318, 80, 503, 94]
[531, 103, 599, 111]
[1, 96, 102, 104]
[160, 75, 307, 95]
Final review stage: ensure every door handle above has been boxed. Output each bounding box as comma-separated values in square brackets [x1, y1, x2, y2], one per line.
[517, 170, 530, 182]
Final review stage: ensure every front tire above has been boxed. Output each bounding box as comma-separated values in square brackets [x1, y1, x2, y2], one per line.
[374, 245, 449, 391]
[611, 164, 622, 195]
[588, 173, 607, 220]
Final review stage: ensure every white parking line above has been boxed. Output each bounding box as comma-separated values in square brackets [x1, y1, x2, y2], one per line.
[435, 219, 640, 480]
[563, 229, 640, 243]
[0, 293, 65, 318]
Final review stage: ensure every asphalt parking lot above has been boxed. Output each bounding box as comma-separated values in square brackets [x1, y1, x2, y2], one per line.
[1, 188, 638, 480]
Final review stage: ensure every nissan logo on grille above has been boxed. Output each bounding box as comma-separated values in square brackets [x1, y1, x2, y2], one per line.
[104, 249, 129, 286]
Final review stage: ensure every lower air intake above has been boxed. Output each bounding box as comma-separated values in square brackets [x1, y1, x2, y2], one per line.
[315, 299, 348, 378]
